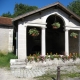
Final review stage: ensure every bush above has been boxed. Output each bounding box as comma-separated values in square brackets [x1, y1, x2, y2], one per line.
[0, 52, 17, 68]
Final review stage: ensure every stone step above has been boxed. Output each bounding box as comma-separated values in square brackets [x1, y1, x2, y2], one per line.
[11, 62, 26, 65]
[10, 65, 26, 68]
[15, 59, 26, 62]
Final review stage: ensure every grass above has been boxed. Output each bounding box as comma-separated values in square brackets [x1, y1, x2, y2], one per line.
[35, 71, 80, 80]
[35, 74, 56, 80]
[0, 52, 17, 68]
[61, 72, 80, 78]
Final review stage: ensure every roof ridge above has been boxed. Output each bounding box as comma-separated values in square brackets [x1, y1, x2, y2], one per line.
[12, 2, 80, 22]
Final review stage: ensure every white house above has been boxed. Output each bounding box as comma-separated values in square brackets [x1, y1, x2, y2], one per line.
[12, 2, 80, 59]
[0, 17, 13, 53]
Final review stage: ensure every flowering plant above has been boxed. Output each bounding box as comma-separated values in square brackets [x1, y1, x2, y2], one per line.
[52, 22, 60, 29]
[28, 28, 39, 36]
[33, 54, 39, 62]
[70, 32, 78, 38]
[39, 55, 45, 62]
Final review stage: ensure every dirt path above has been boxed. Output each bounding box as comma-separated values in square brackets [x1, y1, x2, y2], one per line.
[0, 68, 35, 80]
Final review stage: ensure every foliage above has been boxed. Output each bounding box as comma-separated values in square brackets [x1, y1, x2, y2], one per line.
[45, 53, 49, 59]
[36, 71, 80, 80]
[61, 53, 78, 61]
[33, 54, 39, 62]
[1, 12, 13, 18]
[13, 3, 38, 17]
[0, 52, 17, 68]
[27, 54, 33, 62]
[39, 55, 45, 62]
[67, 0, 80, 16]
[70, 32, 78, 38]
[52, 22, 60, 28]
[1, 3, 38, 18]
[27, 52, 80, 63]
[28, 28, 39, 36]
[72, 53, 77, 60]
[55, 55, 60, 60]
[50, 52, 54, 60]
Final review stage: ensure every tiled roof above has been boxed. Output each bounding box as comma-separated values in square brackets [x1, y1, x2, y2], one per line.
[0, 17, 12, 26]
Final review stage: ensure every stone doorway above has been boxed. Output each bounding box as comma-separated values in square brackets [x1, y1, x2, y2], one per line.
[46, 14, 65, 55]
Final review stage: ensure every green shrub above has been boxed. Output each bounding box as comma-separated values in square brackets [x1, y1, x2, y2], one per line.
[0, 52, 17, 68]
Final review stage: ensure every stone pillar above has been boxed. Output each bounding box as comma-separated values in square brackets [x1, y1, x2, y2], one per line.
[41, 28, 46, 56]
[8, 28, 13, 52]
[79, 31, 80, 56]
[18, 23, 26, 59]
[65, 29, 69, 56]
[16, 32, 18, 56]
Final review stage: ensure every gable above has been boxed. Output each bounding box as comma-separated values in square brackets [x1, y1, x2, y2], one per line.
[12, 2, 80, 24]
[17, 6, 80, 28]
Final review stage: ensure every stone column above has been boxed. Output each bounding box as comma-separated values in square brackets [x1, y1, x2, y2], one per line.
[18, 23, 26, 59]
[8, 28, 13, 52]
[79, 31, 80, 56]
[16, 32, 18, 56]
[41, 27, 46, 56]
[65, 29, 69, 56]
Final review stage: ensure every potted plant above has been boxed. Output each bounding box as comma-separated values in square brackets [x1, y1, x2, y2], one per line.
[28, 28, 39, 37]
[52, 22, 60, 29]
[70, 32, 78, 38]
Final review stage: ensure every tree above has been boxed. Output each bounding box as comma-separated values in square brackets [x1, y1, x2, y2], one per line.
[67, 0, 80, 16]
[2, 11, 13, 18]
[1, 3, 38, 18]
[13, 3, 38, 17]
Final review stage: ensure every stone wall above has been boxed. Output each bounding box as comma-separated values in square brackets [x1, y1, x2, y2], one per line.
[0, 26, 13, 53]
[10, 58, 80, 78]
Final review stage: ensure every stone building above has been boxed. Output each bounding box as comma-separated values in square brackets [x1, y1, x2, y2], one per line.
[12, 2, 80, 59]
[0, 17, 13, 53]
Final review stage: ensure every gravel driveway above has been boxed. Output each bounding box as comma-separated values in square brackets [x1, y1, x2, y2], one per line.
[0, 68, 35, 80]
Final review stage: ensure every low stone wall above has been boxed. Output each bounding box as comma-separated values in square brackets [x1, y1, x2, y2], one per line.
[10, 58, 80, 78]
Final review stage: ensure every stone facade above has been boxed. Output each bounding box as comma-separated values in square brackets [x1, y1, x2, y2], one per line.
[11, 2, 80, 78]
[0, 17, 13, 53]
[0, 26, 13, 53]
[12, 2, 80, 58]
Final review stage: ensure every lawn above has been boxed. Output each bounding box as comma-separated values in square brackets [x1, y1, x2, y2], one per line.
[0, 52, 17, 68]
[35, 72, 80, 80]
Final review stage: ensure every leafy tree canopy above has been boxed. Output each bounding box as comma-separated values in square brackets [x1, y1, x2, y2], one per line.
[13, 3, 38, 17]
[67, 0, 80, 16]
[1, 3, 38, 18]
[2, 12, 13, 18]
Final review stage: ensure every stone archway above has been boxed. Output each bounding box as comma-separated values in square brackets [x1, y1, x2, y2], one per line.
[27, 26, 41, 56]
[46, 14, 65, 55]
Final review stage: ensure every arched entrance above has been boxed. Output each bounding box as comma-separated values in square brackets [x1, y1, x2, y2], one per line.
[27, 26, 41, 56]
[46, 14, 65, 55]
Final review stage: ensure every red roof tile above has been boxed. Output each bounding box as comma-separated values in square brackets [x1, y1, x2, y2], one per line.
[0, 17, 12, 26]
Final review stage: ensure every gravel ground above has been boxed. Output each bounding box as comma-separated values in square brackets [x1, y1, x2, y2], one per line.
[0, 68, 36, 80]
[0, 67, 80, 80]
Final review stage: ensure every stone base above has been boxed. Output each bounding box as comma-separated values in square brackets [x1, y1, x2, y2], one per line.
[10, 58, 80, 78]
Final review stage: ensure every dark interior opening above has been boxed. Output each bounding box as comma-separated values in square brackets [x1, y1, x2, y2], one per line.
[27, 27, 41, 56]
[46, 14, 65, 55]
[69, 30, 79, 53]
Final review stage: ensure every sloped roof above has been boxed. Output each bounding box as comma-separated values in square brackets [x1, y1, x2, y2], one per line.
[0, 17, 12, 26]
[12, 2, 80, 22]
